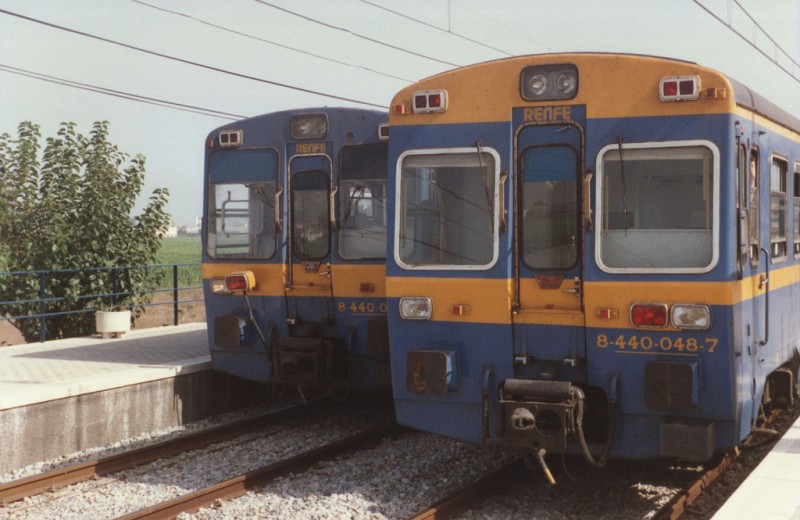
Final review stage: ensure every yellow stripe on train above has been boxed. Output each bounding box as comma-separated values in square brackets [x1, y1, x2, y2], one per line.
[386, 267, 799, 328]
[202, 263, 386, 298]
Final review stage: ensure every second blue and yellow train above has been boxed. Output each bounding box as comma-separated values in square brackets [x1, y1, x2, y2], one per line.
[202, 107, 390, 398]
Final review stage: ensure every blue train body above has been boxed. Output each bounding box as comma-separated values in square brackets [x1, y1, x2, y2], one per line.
[386, 54, 800, 462]
[201, 107, 391, 396]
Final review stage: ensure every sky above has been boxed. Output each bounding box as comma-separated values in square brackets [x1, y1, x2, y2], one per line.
[1, 0, 798, 228]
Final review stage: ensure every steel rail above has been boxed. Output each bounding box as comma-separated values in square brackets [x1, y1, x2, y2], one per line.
[0, 404, 312, 505]
[118, 421, 403, 520]
[408, 461, 524, 520]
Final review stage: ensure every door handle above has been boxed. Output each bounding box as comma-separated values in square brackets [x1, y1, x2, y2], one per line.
[563, 277, 581, 296]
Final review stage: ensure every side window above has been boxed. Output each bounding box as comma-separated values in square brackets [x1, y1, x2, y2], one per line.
[769, 155, 788, 261]
[794, 162, 800, 258]
[748, 149, 760, 267]
[737, 144, 749, 269]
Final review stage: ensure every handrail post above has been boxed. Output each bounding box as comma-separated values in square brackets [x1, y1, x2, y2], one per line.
[759, 247, 770, 347]
[112, 267, 119, 308]
[38, 272, 46, 343]
[173, 264, 179, 326]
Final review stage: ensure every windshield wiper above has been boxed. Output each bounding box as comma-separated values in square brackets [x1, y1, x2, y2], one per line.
[616, 136, 630, 232]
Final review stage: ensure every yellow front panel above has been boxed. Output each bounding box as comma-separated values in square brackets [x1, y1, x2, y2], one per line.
[201, 263, 285, 296]
[390, 54, 735, 126]
[386, 276, 512, 324]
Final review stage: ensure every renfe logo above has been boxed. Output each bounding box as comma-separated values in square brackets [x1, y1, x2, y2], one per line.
[522, 105, 573, 124]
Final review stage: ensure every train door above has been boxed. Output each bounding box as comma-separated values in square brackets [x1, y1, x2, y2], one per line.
[743, 146, 764, 424]
[287, 154, 334, 326]
[513, 123, 586, 375]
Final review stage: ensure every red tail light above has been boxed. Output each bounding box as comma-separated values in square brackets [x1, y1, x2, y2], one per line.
[662, 80, 678, 97]
[630, 303, 668, 328]
[225, 271, 256, 292]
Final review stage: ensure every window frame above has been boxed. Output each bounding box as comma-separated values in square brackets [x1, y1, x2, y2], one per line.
[594, 139, 720, 274]
[794, 161, 800, 259]
[519, 143, 580, 271]
[769, 153, 789, 263]
[206, 147, 280, 260]
[393, 147, 501, 271]
[749, 148, 761, 268]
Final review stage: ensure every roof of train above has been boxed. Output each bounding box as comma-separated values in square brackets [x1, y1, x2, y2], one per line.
[396, 52, 799, 133]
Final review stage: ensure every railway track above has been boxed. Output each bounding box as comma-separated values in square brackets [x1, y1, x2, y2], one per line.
[118, 420, 402, 519]
[404, 406, 798, 520]
[406, 461, 526, 520]
[0, 402, 320, 505]
[405, 452, 739, 520]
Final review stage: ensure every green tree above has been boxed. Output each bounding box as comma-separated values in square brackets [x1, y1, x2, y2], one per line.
[0, 121, 170, 341]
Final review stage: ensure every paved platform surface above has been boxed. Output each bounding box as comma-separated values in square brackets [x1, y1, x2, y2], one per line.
[0, 323, 210, 410]
[712, 410, 800, 520]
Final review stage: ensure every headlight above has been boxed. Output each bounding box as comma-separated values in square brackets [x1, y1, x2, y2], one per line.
[671, 304, 710, 330]
[399, 297, 432, 320]
[521, 64, 579, 101]
[210, 278, 230, 295]
[291, 114, 328, 139]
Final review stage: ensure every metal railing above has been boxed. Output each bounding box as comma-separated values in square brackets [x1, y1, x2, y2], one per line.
[0, 264, 203, 343]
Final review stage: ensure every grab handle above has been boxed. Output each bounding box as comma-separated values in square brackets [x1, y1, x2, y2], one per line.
[759, 247, 770, 347]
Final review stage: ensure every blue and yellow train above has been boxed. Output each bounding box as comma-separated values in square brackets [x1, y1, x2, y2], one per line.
[202, 107, 391, 398]
[385, 53, 800, 466]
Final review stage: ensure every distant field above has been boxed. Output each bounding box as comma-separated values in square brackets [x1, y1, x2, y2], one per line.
[156, 235, 202, 287]
[157, 235, 202, 265]
[138, 235, 205, 330]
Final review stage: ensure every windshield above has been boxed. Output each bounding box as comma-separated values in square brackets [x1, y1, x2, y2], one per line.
[206, 149, 278, 259]
[396, 149, 498, 269]
[597, 142, 718, 272]
[339, 144, 388, 259]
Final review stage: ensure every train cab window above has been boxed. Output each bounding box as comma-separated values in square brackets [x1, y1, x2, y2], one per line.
[794, 163, 800, 258]
[521, 145, 578, 269]
[206, 149, 278, 259]
[596, 142, 718, 272]
[769, 155, 788, 261]
[749, 149, 760, 267]
[291, 170, 330, 260]
[338, 144, 388, 260]
[395, 148, 500, 269]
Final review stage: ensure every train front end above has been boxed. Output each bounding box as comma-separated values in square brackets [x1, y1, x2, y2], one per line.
[386, 53, 799, 464]
[203, 108, 391, 397]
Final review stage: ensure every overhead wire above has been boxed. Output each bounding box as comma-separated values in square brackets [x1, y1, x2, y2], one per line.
[129, 0, 413, 83]
[253, 0, 462, 68]
[452, 0, 553, 53]
[0, 63, 245, 120]
[691, 0, 800, 85]
[0, 7, 387, 109]
[355, 0, 512, 56]
[732, 0, 800, 72]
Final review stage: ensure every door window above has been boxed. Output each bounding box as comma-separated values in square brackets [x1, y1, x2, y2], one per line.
[292, 170, 330, 259]
[521, 145, 578, 269]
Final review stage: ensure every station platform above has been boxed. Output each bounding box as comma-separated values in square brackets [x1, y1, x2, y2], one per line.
[712, 410, 800, 520]
[0, 323, 210, 410]
[0, 323, 265, 473]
